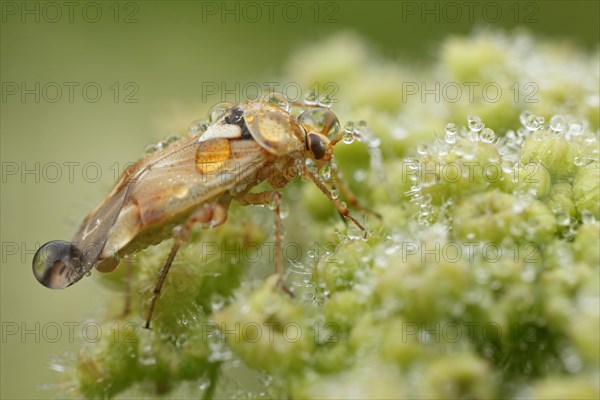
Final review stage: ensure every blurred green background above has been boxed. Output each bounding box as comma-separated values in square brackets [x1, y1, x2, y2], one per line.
[1, 1, 598, 398]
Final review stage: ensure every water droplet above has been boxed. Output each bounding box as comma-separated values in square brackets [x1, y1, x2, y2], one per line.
[263, 92, 290, 112]
[188, 119, 209, 136]
[279, 203, 290, 219]
[480, 128, 496, 143]
[445, 123, 458, 136]
[298, 108, 340, 140]
[208, 103, 232, 124]
[468, 116, 484, 132]
[173, 185, 189, 199]
[139, 343, 157, 366]
[164, 134, 180, 145]
[198, 377, 211, 391]
[549, 115, 566, 132]
[573, 157, 584, 166]
[304, 89, 318, 105]
[568, 120, 584, 136]
[581, 210, 596, 224]
[524, 113, 543, 131]
[445, 133, 456, 144]
[210, 293, 226, 312]
[354, 169, 367, 182]
[318, 95, 333, 108]
[330, 187, 339, 199]
[343, 131, 355, 144]
[519, 111, 532, 125]
[417, 144, 429, 155]
[145, 143, 161, 154]
[355, 120, 368, 134]
[556, 213, 571, 226]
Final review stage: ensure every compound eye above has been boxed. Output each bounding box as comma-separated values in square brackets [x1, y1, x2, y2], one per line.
[298, 108, 340, 140]
[308, 133, 327, 160]
[32, 241, 83, 289]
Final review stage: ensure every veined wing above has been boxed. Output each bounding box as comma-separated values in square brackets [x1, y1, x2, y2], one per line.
[73, 135, 268, 271]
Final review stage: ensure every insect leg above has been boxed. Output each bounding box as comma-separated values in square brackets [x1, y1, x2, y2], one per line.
[327, 168, 382, 220]
[304, 165, 367, 233]
[145, 201, 230, 329]
[236, 191, 292, 295]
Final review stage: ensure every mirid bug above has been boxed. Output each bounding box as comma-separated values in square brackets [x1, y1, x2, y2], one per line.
[32, 93, 379, 328]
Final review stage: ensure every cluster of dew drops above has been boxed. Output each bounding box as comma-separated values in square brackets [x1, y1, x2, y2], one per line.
[405, 111, 598, 227]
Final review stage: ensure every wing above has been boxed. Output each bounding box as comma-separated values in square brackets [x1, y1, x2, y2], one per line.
[73, 134, 269, 272]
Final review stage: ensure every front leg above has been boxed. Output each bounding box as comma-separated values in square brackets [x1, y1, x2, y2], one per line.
[236, 191, 291, 295]
[326, 167, 382, 220]
[145, 199, 230, 329]
[303, 165, 368, 233]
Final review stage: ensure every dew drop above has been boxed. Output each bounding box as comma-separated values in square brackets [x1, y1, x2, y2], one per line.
[556, 213, 571, 226]
[318, 95, 333, 108]
[263, 92, 290, 111]
[480, 128, 496, 143]
[581, 210, 596, 224]
[468, 116, 484, 132]
[549, 115, 567, 132]
[188, 119, 209, 136]
[210, 293, 226, 312]
[354, 169, 367, 182]
[304, 89, 318, 105]
[278, 203, 290, 219]
[173, 185, 189, 199]
[519, 111, 532, 125]
[343, 131, 355, 144]
[145, 143, 161, 154]
[445, 133, 456, 144]
[524, 114, 543, 131]
[445, 123, 458, 136]
[330, 187, 339, 200]
[568, 120, 584, 136]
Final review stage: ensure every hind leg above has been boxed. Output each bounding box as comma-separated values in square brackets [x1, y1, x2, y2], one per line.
[145, 201, 230, 329]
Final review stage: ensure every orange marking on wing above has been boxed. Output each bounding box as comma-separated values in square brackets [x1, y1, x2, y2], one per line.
[195, 138, 232, 174]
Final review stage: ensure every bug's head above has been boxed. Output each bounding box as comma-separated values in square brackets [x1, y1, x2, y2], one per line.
[32, 240, 85, 289]
[298, 108, 344, 164]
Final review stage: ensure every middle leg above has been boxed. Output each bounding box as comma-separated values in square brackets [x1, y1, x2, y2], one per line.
[236, 191, 292, 294]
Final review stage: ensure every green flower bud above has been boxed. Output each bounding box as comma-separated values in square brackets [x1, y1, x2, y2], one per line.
[500, 162, 551, 199]
[211, 275, 315, 374]
[533, 377, 599, 400]
[544, 182, 577, 227]
[453, 189, 556, 243]
[573, 162, 600, 219]
[521, 136, 579, 178]
[573, 222, 600, 266]
[423, 355, 493, 399]
[419, 139, 502, 205]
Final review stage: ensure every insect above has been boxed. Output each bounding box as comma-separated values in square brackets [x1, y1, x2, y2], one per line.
[32, 93, 379, 328]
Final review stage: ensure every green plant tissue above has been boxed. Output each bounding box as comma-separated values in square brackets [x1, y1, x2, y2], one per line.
[60, 30, 599, 399]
